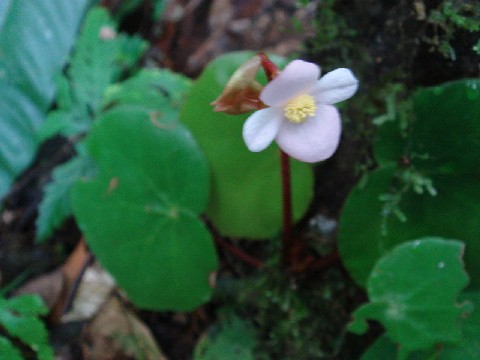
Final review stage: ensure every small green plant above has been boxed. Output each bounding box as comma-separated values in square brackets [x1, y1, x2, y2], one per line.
[427, 1, 480, 58]
[0, 294, 53, 360]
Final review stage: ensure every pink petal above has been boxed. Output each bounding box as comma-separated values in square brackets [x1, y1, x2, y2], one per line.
[276, 105, 341, 163]
[242, 107, 284, 152]
[260, 60, 320, 107]
[311, 68, 358, 105]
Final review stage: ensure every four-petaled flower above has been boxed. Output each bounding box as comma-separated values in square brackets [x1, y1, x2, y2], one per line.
[242, 60, 358, 163]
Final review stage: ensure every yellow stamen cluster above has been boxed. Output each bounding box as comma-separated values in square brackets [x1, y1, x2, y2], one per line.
[284, 94, 316, 123]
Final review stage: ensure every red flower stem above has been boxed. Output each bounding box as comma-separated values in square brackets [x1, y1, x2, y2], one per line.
[258, 53, 294, 268]
[280, 149, 293, 268]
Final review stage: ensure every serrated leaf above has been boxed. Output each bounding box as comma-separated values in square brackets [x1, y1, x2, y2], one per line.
[36, 155, 96, 242]
[0, 0, 93, 201]
[40, 8, 149, 142]
[0, 295, 53, 360]
[180, 51, 313, 239]
[115, 34, 148, 75]
[68, 7, 120, 114]
[39, 107, 92, 142]
[72, 110, 218, 311]
[349, 238, 469, 352]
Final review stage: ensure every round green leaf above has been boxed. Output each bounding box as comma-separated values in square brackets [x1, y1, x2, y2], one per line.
[180, 51, 313, 239]
[339, 167, 480, 288]
[350, 238, 469, 351]
[72, 110, 218, 311]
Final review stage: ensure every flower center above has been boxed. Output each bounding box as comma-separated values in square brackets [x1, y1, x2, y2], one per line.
[284, 94, 316, 123]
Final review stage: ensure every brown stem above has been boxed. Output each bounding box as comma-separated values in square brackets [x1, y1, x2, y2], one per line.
[280, 150, 293, 268]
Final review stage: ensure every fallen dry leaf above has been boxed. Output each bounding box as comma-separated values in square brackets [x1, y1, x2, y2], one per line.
[82, 296, 168, 360]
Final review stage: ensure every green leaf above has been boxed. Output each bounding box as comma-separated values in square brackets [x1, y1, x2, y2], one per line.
[36, 156, 96, 242]
[0, 294, 53, 360]
[39, 107, 92, 141]
[115, 34, 148, 75]
[373, 118, 408, 167]
[194, 316, 257, 360]
[361, 335, 398, 360]
[349, 238, 469, 352]
[438, 292, 480, 359]
[40, 7, 142, 142]
[102, 68, 191, 114]
[362, 292, 480, 359]
[0, 336, 23, 360]
[72, 110, 218, 311]
[339, 167, 480, 287]
[339, 80, 480, 288]
[361, 335, 428, 360]
[412, 80, 480, 175]
[68, 7, 120, 114]
[0, 0, 93, 201]
[180, 51, 313, 239]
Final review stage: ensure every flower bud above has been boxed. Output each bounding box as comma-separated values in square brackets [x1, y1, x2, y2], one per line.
[211, 55, 266, 115]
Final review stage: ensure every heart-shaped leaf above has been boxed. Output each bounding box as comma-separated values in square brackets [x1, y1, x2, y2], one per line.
[180, 51, 313, 239]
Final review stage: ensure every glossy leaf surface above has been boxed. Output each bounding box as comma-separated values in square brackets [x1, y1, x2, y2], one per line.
[181, 51, 313, 238]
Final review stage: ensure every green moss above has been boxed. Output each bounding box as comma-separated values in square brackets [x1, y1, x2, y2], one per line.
[427, 1, 480, 58]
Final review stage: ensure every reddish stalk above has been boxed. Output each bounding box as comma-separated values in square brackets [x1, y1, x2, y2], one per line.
[258, 53, 295, 269]
[279, 150, 294, 268]
[213, 233, 263, 268]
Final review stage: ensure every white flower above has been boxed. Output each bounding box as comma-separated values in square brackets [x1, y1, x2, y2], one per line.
[242, 60, 358, 163]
